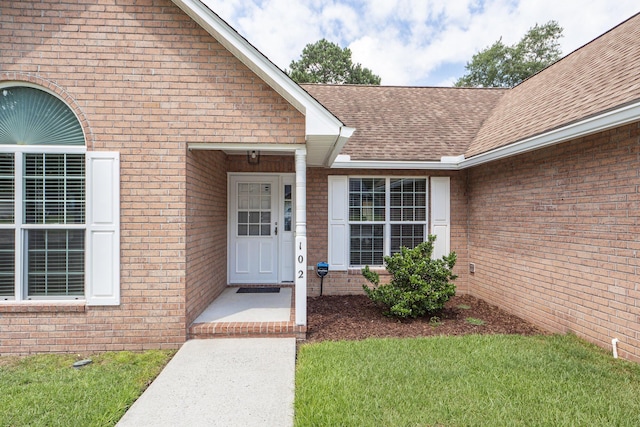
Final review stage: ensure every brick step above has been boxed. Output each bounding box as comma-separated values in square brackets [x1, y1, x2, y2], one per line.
[188, 321, 306, 340]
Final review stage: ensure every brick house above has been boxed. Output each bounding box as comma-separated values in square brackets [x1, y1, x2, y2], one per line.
[1, 1, 639, 362]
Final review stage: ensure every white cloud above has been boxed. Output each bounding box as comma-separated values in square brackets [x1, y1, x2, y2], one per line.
[202, 0, 640, 86]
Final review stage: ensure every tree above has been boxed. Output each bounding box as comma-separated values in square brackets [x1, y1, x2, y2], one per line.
[287, 39, 381, 85]
[454, 21, 563, 88]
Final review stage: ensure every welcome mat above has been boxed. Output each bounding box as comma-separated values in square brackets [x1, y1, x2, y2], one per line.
[236, 287, 281, 294]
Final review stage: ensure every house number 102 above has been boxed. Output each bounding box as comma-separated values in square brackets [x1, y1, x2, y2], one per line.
[297, 242, 304, 279]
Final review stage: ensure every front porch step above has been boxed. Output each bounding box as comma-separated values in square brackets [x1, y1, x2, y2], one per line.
[188, 321, 306, 340]
[189, 284, 306, 340]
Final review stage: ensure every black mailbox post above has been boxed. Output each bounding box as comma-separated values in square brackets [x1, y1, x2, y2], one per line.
[317, 262, 329, 295]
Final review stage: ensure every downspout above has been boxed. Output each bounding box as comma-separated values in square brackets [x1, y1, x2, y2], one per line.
[323, 126, 355, 167]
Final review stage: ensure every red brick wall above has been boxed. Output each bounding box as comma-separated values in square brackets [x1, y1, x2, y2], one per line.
[306, 168, 469, 295]
[468, 122, 640, 362]
[0, 0, 305, 354]
[185, 150, 228, 327]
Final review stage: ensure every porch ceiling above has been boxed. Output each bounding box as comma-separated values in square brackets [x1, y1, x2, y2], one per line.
[187, 134, 352, 167]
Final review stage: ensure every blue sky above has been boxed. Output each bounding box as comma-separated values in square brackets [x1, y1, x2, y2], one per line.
[202, 0, 640, 86]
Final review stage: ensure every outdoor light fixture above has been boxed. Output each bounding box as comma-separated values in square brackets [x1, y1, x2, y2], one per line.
[247, 150, 260, 165]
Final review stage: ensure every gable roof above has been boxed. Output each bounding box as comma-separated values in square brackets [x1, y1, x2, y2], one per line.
[173, 1, 640, 169]
[303, 13, 640, 169]
[302, 85, 505, 162]
[466, 12, 640, 160]
[171, 0, 354, 166]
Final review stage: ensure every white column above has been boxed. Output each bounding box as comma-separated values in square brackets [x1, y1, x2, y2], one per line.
[294, 148, 307, 326]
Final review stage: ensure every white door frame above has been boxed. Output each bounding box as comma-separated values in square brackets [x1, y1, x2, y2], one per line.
[227, 173, 295, 284]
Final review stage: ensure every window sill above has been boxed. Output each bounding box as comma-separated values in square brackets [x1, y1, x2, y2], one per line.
[348, 268, 389, 276]
[0, 301, 86, 313]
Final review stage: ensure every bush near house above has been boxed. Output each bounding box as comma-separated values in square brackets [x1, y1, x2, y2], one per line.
[362, 235, 457, 318]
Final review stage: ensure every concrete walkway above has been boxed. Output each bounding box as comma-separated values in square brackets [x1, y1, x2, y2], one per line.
[117, 338, 296, 427]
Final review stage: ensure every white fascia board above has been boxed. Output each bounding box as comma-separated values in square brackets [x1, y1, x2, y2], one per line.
[441, 155, 465, 164]
[461, 101, 640, 168]
[172, 0, 344, 137]
[331, 155, 461, 170]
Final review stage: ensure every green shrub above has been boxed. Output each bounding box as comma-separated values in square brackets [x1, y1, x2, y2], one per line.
[362, 235, 457, 318]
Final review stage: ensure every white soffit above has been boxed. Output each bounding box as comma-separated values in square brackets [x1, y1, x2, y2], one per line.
[171, 0, 345, 139]
[188, 141, 337, 167]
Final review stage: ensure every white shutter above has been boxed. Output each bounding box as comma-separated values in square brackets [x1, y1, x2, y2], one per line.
[328, 176, 348, 271]
[86, 152, 120, 306]
[430, 177, 450, 259]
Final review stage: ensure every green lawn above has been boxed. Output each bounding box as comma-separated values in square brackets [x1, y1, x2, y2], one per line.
[0, 350, 174, 427]
[295, 334, 640, 427]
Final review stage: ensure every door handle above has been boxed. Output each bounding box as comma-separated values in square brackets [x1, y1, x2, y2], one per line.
[275, 222, 278, 236]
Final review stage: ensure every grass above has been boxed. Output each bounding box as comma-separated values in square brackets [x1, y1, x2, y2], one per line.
[295, 334, 640, 426]
[0, 350, 174, 427]
[465, 316, 485, 325]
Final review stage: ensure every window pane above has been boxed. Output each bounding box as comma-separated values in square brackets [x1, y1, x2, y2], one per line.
[349, 224, 384, 266]
[284, 184, 292, 232]
[237, 181, 271, 236]
[0, 229, 14, 297]
[24, 154, 85, 224]
[0, 154, 14, 224]
[390, 178, 427, 223]
[391, 224, 425, 254]
[284, 200, 292, 232]
[349, 178, 386, 222]
[27, 229, 84, 297]
[247, 197, 257, 209]
[0, 86, 85, 146]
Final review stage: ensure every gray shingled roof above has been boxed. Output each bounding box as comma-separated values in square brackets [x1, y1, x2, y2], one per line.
[302, 13, 640, 162]
[467, 12, 640, 158]
[302, 85, 505, 161]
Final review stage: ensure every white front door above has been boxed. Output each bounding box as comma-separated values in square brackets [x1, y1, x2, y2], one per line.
[229, 175, 295, 284]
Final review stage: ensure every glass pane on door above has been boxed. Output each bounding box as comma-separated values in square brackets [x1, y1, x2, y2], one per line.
[237, 182, 271, 236]
[283, 184, 292, 232]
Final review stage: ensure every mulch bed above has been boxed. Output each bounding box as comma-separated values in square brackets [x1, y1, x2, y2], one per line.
[305, 294, 545, 342]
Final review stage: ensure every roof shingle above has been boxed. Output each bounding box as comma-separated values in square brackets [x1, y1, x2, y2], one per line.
[302, 13, 640, 163]
[466, 13, 640, 158]
[302, 85, 505, 161]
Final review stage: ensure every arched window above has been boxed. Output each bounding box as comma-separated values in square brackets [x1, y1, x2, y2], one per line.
[0, 86, 85, 146]
[0, 85, 87, 300]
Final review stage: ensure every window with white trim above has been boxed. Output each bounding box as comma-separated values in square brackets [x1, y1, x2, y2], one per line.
[348, 177, 427, 266]
[0, 85, 88, 300]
